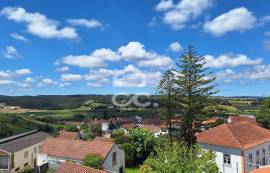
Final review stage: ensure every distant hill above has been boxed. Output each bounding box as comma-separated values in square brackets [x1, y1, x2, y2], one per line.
[0, 95, 114, 110]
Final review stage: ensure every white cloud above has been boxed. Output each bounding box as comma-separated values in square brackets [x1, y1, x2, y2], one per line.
[91, 48, 121, 61]
[15, 68, 31, 75]
[84, 69, 114, 81]
[60, 74, 82, 81]
[25, 77, 35, 83]
[59, 41, 173, 69]
[204, 7, 256, 36]
[204, 54, 262, 68]
[0, 80, 14, 85]
[215, 65, 270, 81]
[61, 55, 106, 68]
[38, 78, 57, 86]
[59, 82, 71, 88]
[160, 0, 212, 30]
[258, 16, 270, 26]
[138, 56, 174, 68]
[87, 78, 110, 88]
[1, 7, 78, 39]
[56, 66, 69, 72]
[155, 0, 174, 12]
[169, 42, 183, 52]
[2, 46, 20, 59]
[0, 70, 12, 78]
[118, 41, 174, 68]
[113, 64, 162, 87]
[67, 19, 102, 28]
[10, 32, 28, 41]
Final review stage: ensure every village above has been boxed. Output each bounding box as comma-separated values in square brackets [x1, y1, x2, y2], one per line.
[0, 113, 270, 173]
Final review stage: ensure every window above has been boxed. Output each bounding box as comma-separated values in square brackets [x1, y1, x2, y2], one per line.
[15, 167, 20, 172]
[24, 151, 28, 158]
[112, 152, 117, 166]
[223, 154, 231, 165]
[24, 163, 28, 167]
[248, 153, 253, 168]
[262, 149, 266, 166]
[256, 150, 260, 168]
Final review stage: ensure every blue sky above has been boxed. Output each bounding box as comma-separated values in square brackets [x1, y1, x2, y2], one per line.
[0, 0, 270, 96]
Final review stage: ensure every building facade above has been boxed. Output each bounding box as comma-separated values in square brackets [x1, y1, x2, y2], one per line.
[0, 130, 50, 173]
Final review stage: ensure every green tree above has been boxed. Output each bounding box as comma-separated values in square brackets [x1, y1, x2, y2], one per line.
[157, 69, 176, 142]
[83, 154, 103, 169]
[257, 97, 270, 128]
[64, 124, 78, 132]
[175, 46, 217, 148]
[143, 139, 218, 173]
[122, 128, 156, 166]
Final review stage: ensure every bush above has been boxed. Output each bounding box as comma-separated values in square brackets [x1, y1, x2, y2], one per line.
[83, 154, 103, 169]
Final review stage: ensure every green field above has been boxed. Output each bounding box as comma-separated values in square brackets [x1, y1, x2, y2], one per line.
[126, 167, 140, 173]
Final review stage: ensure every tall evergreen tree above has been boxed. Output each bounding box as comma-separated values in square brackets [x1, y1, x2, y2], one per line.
[157, 70, 175, 141]
[175, 46, 217, 148]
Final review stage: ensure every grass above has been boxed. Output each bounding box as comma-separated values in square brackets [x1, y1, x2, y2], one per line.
[126, 167, 140, 173]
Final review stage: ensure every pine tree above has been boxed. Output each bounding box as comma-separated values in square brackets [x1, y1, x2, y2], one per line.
[157, 70, 175, 142]
[175, 46, 217, 148]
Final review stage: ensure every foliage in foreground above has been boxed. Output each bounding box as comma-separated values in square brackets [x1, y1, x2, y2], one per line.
[83, 154, 103, 169]
[257, 97, 270, 129]
[141, 139, 218, 173]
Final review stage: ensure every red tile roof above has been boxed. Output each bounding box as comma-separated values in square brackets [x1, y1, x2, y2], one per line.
[41, 137, 114, 160]
[250, 167, 270, 173]
[202, 118, 217, 125]
[56, 161, 109, 173]
[197, 122, 270, 150]
[58, 131, 78, 140]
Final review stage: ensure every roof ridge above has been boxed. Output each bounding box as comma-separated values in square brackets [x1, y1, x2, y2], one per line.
[225, 123, 244, 149]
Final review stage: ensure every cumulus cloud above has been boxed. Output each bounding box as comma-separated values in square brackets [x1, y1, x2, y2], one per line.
[61, 55, 106, 68]
[215, 65, 270, 81]
[118, 42, 174, 68]
[60, 74, 82, 81]
[265, 31, 270, 36]
[204, 53, 262, 68]
[156, 0, 212, 30]
[25, 77, 35, 83]
[155, 0, 174, 12]
[2, 46, 20, 59]
[0, 80, 15, 85]
[84, 69, 114, 81]
[0, 70, 12, 78]
[1, 7, 78, 39]
[204, 7, 256, 36]
[15, 68, 31, 75]
[58, 41, 174, 69]
[87, 78, 110, 88]
[10, 32, 28, 41]
[67, 18, 102, 28]
[113, 64, 162, 87]
[169, 42, 183, 52]
[59, 82, 71, 88]
[38, 78, 58, 86]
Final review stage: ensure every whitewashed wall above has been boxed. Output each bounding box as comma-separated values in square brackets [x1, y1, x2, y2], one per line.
[199, 143, 242, 173]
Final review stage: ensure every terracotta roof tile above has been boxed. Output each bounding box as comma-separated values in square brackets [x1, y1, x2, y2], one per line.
[228, 116, 257, 125]
[56, 161, 109, 173]
[197, 122, 270, 150]
[141, 125, 161, 133]
[41, 137, 114, 160]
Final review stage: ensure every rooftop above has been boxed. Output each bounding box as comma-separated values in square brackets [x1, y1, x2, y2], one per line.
[58, 131, 80, 140]
[56, 161, 109, 173]
[0, 130, 51, 153]
[197, 122, 270, 150]
[250, 166, 270, 173]
[41, 137, 114, 160]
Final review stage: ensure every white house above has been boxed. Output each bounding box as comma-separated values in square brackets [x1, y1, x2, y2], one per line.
[37, 137, 125, 173]
[197, 121, 270, 173]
